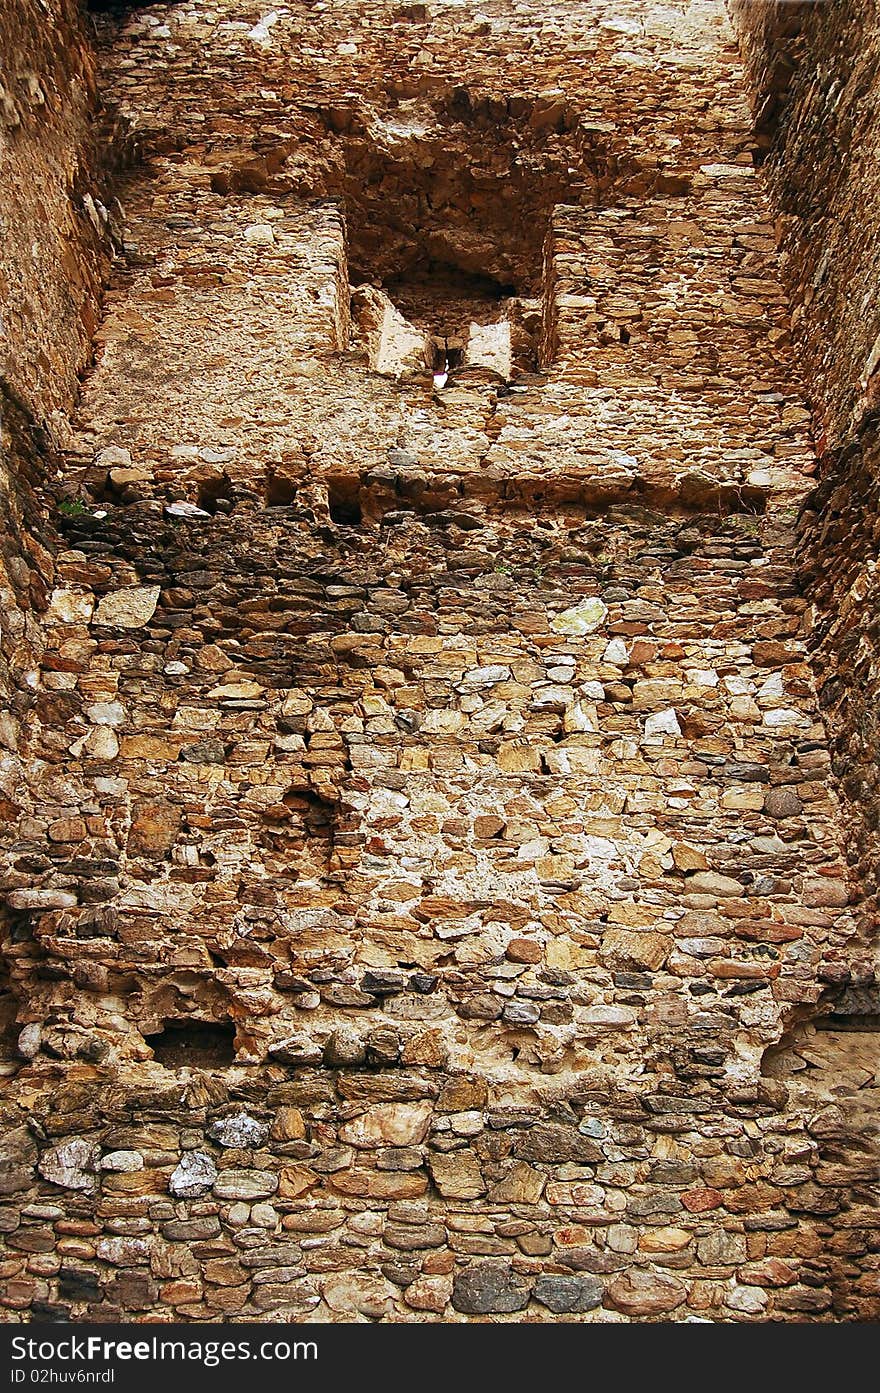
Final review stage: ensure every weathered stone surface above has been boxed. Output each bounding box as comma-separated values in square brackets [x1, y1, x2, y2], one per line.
[322, 1271, 395, 1317]
[489, 1162, 546, 1205]
[16, 1024, 42, 1059]
[268, 1036, 323, 1066]
[426, 1151, 486, 1199]
[600, 929, 671, 972]
[513, 1125, 602, 1165]
[352, 285, 429, 380]
[37, 1140, 100, 1192]
[270, 1108, 307, 1142]
[100, 1150, 144, 1173]
[6, 889, 77, 911]
[212, 1169, 278, 1202]
[764, 787, 803, 820]
[551, 598, 608, 635]
[339, 1103, 432, 1149]
[323, 1026, 367, 1067]
[206, 1114, 270, 1149]
[404, 1274, 453, 1313]
[92, 586, 160, 629]
[169, 1152, 217, 1199]
[534, 1274, 603, 1314]
[606, 1270, 687, 1317]
[451, 1264, 531, 1314]
[0, 0, 875, 1331]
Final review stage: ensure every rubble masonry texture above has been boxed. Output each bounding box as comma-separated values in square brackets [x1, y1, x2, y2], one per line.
[0, 0, 877, 1322]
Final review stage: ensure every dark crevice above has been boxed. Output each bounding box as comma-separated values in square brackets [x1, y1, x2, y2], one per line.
[328, 479, 363, 527]
[197, 476, 234, 516]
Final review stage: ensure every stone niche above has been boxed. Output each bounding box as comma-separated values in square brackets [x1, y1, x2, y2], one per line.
[145, 1020, 237, 1070]
[338, 90, 589, 381]
[350, 267, 526, 382]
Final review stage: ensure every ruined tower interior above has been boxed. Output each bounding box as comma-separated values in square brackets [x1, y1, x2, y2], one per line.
[0, 0, 878, 1322]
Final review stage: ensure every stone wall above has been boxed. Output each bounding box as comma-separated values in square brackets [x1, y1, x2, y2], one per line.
[732, 1, 880, 932]
[0, 0, 113, 1057]
[0, 0, 877, 1324]
[1, 0, 111, 426]
[730, 0, 880, 447]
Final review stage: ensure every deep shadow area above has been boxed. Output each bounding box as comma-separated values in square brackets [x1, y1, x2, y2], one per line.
[146, 1019, 236, 1068]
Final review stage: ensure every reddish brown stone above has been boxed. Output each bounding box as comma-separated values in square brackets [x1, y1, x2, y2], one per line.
[606, 1270, 687, 1317]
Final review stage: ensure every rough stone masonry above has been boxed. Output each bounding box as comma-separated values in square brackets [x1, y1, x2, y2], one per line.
[0, 0, 877, 1322]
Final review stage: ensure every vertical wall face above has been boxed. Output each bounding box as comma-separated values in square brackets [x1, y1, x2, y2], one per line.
[0, 0, 876, 1323]
[1, 0, 109, 425]
[731, 0, 880, 447]
[732, 0, 880, 929]
[0, 0, 108, 670]
[0, 0, 111, 1059]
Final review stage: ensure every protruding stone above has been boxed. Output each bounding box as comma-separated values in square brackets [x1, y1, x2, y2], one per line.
[207, 1114, 270, 1149]
[534, 1274, 603, 1313]
[551, 597, 608, 635]
[323, 1025, 367, 1067]
[179, 739, 226, 764]
[606, 1269, 687, 1317]
[687, 870, 743, 898]
[16, 1023, 42, 1059]
[38, 1139, 100, 1192]
[270, 1108, 306, 1142]
[46, 588, 95, 624]
[643, 708, 681, 743]
[404, 1274, 453, 1312]
[514, 1124, 602, 1165]
[100, 1151, 144, 1173]
[268, 1035, 323, 1065]
[351, 284, 430, 379]
[83, 726, 119, 760]
[93, 586, 160, 629]
[244, 222, 275, 246]
[6, 889, 77, 911]
[165, 501, 211, 519]
[451, 1263, 531, 1314]
[169, 1151, 217, 1199]
[764, 787, 803, 819]
[600, 929, 671, 972]
[96, 445, 132, 471]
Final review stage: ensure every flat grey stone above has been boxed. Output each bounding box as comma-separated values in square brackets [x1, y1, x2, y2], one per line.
[534, 1274, 603, 1313]
[451, 1263, 531, 1314]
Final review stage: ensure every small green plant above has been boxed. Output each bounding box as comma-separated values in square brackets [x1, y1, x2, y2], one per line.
[493, 560, 511, 575]
[57, 498, 87, 517]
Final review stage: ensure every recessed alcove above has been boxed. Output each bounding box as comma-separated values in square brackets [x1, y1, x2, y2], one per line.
[196, 476, 233, 515]
[761, 984, 880, 1095]
[328, 478, 363, 526]
[146, 1019, 236, 1069]
[339, 100, 584, 380]
[266, 474, 298, 508]
[384, 263, 514, 338]
[381, 261, 534, 377]
[350, 262, 538, 380]
[0, 983, 19, 1063]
